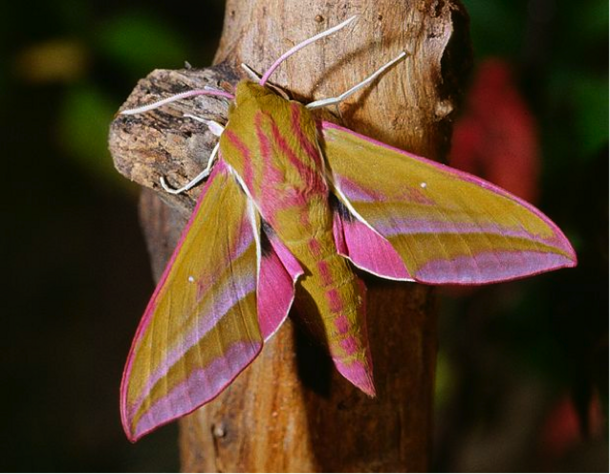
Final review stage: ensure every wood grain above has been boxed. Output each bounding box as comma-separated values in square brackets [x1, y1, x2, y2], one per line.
[108, 0, 471, 471]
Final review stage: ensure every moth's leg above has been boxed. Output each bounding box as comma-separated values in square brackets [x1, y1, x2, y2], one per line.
[182, 115, 225, 136]
[306, 52, 407, 110]
[160, 118, 225, 194]
[161, 142, 220, 195]
[120, 84, 231, 195]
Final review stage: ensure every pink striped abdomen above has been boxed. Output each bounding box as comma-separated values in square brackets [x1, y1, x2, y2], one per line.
[287, 230, 375, 396]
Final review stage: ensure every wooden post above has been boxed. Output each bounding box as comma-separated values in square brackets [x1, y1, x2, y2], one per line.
[109, 0, 470, 471]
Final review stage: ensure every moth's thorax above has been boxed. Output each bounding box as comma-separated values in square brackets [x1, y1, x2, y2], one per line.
[220, 80, 329, 242]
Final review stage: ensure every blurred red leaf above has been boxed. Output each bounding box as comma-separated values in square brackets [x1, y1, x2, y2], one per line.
[539, 393, 604, 461]
[450, 59, 540, 203]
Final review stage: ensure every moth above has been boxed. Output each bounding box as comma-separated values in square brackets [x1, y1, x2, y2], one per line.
[119, 17, 576, 441]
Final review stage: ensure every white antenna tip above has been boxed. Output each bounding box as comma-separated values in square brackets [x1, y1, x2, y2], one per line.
[337, 15, 358, 29]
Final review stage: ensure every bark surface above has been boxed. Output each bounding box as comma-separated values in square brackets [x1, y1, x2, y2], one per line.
[109, 1, 471, 471]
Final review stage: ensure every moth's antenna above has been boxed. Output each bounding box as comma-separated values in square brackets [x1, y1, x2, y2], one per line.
[306, 52, 408, 110]
[241, 63, 262, 81]
[242, 63, 290, 99]
[259, 15, 357, 87]
[120, 88, 234, 116]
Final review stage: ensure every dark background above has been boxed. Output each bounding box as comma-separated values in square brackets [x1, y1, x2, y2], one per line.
[2, 0, 607, 471]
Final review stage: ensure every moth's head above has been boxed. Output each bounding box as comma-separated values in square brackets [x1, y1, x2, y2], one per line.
[234, 80, 276, 106]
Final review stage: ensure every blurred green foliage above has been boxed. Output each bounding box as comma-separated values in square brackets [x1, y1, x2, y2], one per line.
[3, 1, 224, 471]
[434, 1, 608, 470]
[58, 84, 118, 183]
[5, 2, 208, 194]
[95, 11, 191, 78]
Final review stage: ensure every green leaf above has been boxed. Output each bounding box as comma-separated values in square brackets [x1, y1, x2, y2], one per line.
[462, 0, 524, 58]
[572, 75, 609, 155]
[95, 11, 190, 77]
[57, 83, 125, 187]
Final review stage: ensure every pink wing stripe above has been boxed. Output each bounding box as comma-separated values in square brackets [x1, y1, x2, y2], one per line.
[257, 232, 303, 341]
[332, 205, 411, 280]
[334, 175, 565, 247]
[359, 214, 566, 247]
[132, 341, 260, 440]
[417, 250, 574, 285]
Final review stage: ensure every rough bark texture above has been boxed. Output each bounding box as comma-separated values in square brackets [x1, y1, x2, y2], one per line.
[109, 0, 471, 471]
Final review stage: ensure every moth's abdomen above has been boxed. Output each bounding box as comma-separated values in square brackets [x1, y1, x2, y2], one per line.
[290, 232, 376, 396]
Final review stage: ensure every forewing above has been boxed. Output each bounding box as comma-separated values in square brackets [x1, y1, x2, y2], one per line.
[121, 161, 261, 441]
[322, 122, 576, 285]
